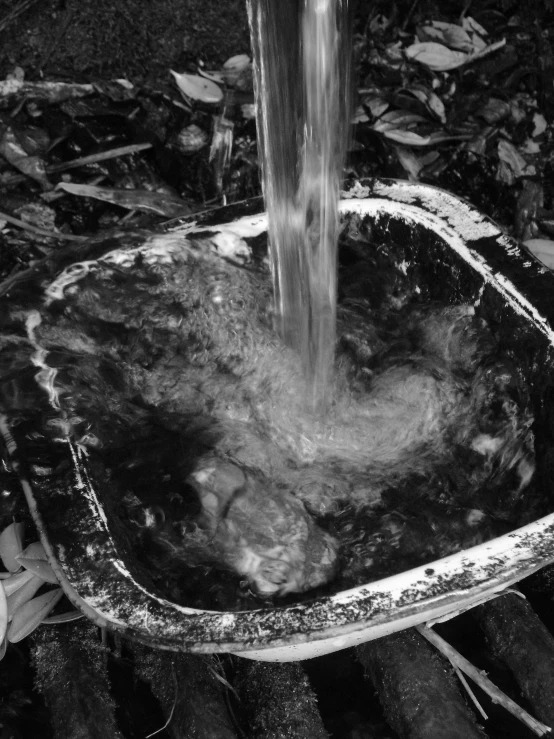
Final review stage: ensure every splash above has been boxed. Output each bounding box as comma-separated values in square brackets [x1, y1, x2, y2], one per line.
[247, 0, 352, 411]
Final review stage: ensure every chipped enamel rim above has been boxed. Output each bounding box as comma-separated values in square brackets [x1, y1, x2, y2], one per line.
[12, 178, 554, 662]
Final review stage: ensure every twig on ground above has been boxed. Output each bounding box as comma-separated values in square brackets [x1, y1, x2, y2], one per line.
[0, 210, 89, 242]
[49, 142, 154, 174]
[0, 0, 40, 33]
[401, 0, 420, 31]
[416, 624, 552, 737]
[42, 175, 107, 203]
[474, 592, 554, 729]
[453, 664, 488, 721]
[145, 663, 178, 739]
[0, 143, 153, 189]
[460, 0, 473, 20]
[0, 265, 36, 299]
[38, 7, 76, 73]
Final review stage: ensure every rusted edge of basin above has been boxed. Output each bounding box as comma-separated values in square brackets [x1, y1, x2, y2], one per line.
[7, 178, 554, 662]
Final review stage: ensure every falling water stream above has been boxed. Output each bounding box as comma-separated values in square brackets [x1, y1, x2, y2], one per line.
[247, 0, 352, 412]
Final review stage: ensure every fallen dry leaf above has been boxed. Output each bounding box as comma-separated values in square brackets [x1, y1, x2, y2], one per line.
[463, 16, 488, 36]
[381, 129, 431, 146]
[0, 127, 51, 190]
[56, 182, 192, 217]
[394, 146, 426, 180]
[477, 98, 511, 125]
[174, 123, 208, 153]
[406, 38, 506, 72]
[170, 71, 223, 104]
[373, 110, 428, 132]
[356, 93, 389, 123]
[497, 139, 530, 178]
[0, 79, 94, 109]
[223, 54, 251, 86]
[533, 112, 547, 137]
[420, 21, 475, 52]
[406, 85, 446, 123]
[405, 41, 468, 71]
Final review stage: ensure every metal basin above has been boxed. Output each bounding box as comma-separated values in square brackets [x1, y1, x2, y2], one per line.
[3, 178, 554, 662]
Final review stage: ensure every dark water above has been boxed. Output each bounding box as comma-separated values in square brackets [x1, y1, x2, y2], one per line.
[247, 0, 352, 411]
[1, 215, 538, 612]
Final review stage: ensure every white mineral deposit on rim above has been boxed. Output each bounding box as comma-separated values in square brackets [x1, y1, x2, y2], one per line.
[340, 195, 554, 344]
[342, 180, 500, 240]
[169, 211, 269, 239]
[382, 181, 500, 239]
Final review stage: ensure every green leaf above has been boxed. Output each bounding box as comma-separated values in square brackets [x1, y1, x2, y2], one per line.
[16, 541, 47, 561]
[42, 609, 84, 625]
[0, 582, 7, 644]
[2, 568, 35, 596]
[8, 589, 63, 643]
[6, 574, 42, 620]
[16, 557, 58, 584]
[0, 522, 24, 572]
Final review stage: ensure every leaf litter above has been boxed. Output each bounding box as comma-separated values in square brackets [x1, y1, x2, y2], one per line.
[0, 9, 549, 279]
[1, 3, 554, 737]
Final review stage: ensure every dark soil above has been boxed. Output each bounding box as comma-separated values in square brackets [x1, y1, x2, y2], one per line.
[0, 0, 250, 83]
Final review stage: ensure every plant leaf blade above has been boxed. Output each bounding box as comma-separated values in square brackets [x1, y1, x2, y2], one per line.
[8, 589, 63, 643]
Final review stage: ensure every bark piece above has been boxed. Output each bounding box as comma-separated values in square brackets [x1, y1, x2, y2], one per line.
[31, 620, 123, 739]
[235, 659, 328, 739]
[133, 645, 237, 739]
[475, 592, 554, 729]
[357, 629, 487, 739]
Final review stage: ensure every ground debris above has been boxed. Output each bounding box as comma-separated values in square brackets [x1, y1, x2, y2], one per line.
[31, 619, 124, 739]
[357, 629, 488, 739]
[235, 659, 328, 739]
[133, 645, 238, 739]
[475, 591, 554, 730]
